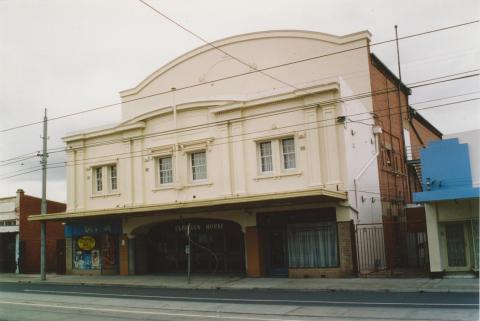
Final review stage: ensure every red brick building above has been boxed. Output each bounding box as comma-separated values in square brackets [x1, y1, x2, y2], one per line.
[368, 53, 442, 272]
[17, 189, 66, 274]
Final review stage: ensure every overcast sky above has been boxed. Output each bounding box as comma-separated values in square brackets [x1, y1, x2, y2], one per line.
[0, 0, 479, 202]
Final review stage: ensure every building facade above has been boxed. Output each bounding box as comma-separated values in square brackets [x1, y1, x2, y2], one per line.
[413, 130, 479, 276]
[0, 195, 18, 272]
[30, 30, 438, 277]
[1, 189, 66, 273]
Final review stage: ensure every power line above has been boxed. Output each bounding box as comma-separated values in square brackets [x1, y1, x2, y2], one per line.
[0, 20, 478, 134]
[25, 70, 480, 160]
[1, 72, 478, 172]
[410, 73, 479, 88]
[5, 81, 478, 165]
[2, 96, 477, 180]
[138, 0, 304, 94]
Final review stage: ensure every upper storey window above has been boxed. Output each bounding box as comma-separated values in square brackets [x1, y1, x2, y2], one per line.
[158, 156, 173, 184]
[281, 138, 296, 170]
[109, 165, 117, 191]
[258, 137, 297, 174]
[95, 167, 103, 192]
[259, 141, 273, 173]
[92, 164, 118, 195]
[191, 151, 207, 181]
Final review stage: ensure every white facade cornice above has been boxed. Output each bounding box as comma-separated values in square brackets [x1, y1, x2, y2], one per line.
[64, 122, 146, 143]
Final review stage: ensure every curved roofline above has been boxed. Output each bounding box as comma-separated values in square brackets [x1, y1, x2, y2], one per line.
[119, 29, 371, 98]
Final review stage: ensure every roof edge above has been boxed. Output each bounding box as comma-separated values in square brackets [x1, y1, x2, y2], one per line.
[119, 29, 372, 98]
[409, 107, 443, 138]
[370, 53, 411, 95]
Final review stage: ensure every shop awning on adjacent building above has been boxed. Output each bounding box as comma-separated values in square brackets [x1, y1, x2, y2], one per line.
[28, 188, 347, 222]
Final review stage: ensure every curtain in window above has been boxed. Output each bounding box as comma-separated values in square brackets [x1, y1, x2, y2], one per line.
[159, 157, 173, 184]
[287, 222, 338, 268]
[191, 151, 207, 180]
[259, 142, 273, 172]
[282, 138, 296, 169]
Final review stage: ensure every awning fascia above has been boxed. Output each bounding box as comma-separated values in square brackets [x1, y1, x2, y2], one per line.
[28, 188, 347, 222]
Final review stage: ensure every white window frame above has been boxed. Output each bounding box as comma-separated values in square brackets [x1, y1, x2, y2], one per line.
[258, 141, 274, 173]
[94, 167, 103, 193]
[190, 150, 207, 182]
[280, 137, 296, 171]
[257, 136, 297, 175]
[109, 164, 118, 191]
[91, 163, 119, 196]
[158, 155, 173, 185]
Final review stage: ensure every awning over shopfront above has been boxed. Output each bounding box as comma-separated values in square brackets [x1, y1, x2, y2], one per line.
[28, 188, 347, 222]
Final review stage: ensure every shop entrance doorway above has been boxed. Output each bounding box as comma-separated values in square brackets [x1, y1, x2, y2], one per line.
[135, 218, 245, 274]
[264, 228, 288, 276]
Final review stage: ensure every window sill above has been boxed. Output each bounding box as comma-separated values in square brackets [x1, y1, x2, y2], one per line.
[254, 170, 303, 181]
[184, 181, 213, 188]
[152, 184, 176, 192]
[90, 192, 121, 199]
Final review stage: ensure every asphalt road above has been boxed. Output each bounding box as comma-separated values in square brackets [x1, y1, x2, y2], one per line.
[0, 282, 478, 321]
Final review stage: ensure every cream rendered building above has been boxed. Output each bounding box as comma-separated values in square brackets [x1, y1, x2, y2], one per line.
[33, 30, 384, 277]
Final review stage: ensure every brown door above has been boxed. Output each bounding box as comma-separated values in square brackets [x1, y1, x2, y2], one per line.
[56, 239, 66, 274]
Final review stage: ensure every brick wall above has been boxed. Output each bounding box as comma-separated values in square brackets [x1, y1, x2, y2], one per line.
[369, 54, 411, 212]
[408, 115, 441, 193]
[409, 116, 442, 160]
[18, 192, 66, 273]
[289, 221, 355, 278]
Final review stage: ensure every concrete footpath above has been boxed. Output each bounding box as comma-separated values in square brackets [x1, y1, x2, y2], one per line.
[0, 273, 478, 293]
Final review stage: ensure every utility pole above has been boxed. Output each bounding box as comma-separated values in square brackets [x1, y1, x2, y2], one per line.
[394, 25, 412, 204]
[39, 109, 48, 281]
[187, 223, 191, 284]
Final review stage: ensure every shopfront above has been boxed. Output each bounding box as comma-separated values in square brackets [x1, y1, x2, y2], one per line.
[258, 208, 343, 277]
[134, 218, 245, 274]
[64, 219, 122, 275]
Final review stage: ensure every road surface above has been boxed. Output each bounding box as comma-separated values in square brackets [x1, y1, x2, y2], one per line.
[0, 282, 477, 321]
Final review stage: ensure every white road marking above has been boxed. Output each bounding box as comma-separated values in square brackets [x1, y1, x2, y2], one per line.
[22, 289, 478, 307]
[0, 300, 310, 321]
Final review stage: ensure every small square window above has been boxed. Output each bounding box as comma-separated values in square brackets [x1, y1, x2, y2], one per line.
[191, 151, 207, 181]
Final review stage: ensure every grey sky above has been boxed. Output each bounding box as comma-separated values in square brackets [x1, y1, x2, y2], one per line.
[0, 0, 479, 202]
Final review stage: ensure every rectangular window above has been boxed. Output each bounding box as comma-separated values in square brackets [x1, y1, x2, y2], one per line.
[259, 141, 273, 172]
[287, 222, 338, 268]
[191, 151, 207, 181]
[109, 165, 117, 191]
[95, 167, 103, 192]
[159, 156, 173, 184]
[281, 138, 296, 170]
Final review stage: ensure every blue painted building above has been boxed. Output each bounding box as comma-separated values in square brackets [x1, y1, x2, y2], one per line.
[413, 130, 479, 275]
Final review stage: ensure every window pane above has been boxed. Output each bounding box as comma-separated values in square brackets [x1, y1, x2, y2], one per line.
[282, 138, 296, 169]
[191, 152, 207, 180]
[287, 222, 338, 268]
[159, 157, 173, 184]
[110, 165, 117, 190]
[259, 141, 273, 172]
[95, 167, 102, 192]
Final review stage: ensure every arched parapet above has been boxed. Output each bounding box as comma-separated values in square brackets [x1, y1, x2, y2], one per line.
[119, 29, 371, 99]
[118, 29, 372, 122]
